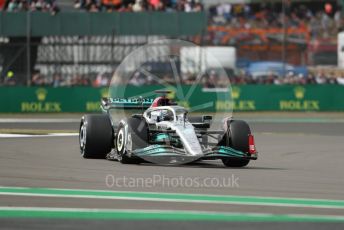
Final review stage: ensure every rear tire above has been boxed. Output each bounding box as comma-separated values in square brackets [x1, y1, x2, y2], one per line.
[222, 120, 251, 167]
[79, 114, 113, 159]
[116, 118, 148, 164]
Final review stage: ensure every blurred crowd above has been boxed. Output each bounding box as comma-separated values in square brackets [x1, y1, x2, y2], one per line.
[209, 2, 344, 40]
[0, 0, 203, 12]
[228, 71, 344, 86]
[3, 69, 342, 87]
[126, 70, 344, 87]
[3, 67, 344, 86]
[74, 0, 203, 12]
[2, 0, 59, 14]
[2, 0, 342, 41]
[28, 71, 112, 87]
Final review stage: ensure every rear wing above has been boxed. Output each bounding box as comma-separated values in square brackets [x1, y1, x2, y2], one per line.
[101, 97, 153, 111]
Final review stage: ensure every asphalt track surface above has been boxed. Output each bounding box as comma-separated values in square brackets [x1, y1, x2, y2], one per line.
[0, 114, 344, 229]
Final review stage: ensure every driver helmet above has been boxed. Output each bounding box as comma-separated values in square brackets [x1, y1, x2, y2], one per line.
[159, 110, 173, 121]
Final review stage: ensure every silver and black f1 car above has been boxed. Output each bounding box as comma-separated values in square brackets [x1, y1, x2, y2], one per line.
[79, 91, 257, 167]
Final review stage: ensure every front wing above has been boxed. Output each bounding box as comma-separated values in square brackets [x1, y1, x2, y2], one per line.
[128, 145, 257, 164]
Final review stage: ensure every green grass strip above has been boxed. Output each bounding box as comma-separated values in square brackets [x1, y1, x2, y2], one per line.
[0, 187, 344, 209]
[0, 208, 344, 222]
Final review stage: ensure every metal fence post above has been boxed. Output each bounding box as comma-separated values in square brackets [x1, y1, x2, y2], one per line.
[26, 10, 31, 86]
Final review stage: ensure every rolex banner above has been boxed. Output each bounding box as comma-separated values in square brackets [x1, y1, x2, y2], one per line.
[0, 85, 343, 112]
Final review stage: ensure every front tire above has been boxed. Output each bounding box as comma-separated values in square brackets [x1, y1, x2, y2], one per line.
[116, 118, 148, 164]
[222, 120, 251, 167]
[79, 114, 113, 159]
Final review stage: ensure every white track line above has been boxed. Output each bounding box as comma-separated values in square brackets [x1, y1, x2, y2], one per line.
[0, 192, 343, 210]
[0, 133, 78, 138]
[0, 118, 79, 123]
[0, 206, 270, 215]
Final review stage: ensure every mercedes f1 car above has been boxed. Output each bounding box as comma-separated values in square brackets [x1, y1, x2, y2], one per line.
[79, 91, 257, 167]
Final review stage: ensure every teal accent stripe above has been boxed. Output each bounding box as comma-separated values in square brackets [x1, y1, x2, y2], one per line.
[0, 187, 344, 209]
[0, 208, 344, 222]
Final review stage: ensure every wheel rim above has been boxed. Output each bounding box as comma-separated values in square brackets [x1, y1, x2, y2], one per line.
[79, 123, 87, 152]
[117, 129, 124, 152]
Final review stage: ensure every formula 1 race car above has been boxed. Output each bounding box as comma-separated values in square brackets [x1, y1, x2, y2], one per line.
[79, 91, 257, 167]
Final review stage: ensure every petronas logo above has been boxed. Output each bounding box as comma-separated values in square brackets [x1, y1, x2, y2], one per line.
[166, 88, 176, 100]
[36, 88, 47, 101]
[231, 87, 240, 100]
[294, 86, 305, 99]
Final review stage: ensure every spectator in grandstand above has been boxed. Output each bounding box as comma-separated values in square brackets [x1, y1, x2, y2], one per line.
[315, 71, 328, 84]
[175, 0, 203, 12]
[83, 0, 99, 12]
[31, 70, 45, 86]
[304, 74, 316, 84]
[75, 0, 100, 11]
[52, 74, 61, 87]
[93, 72, 110, 87]
[4, 0, 59, 13]
[75, 0, 203, 12]
[6, 0, 27, 11]
[132, 0, 145, 12]
[6, 0, 16, 11]
[337, 74, 344, 85]
[103, 0, 124, 11]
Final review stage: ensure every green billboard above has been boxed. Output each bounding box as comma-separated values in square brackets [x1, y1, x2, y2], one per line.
[0, 85, 343, 113]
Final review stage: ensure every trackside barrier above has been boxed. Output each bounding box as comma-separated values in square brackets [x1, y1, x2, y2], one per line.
[0, 85, 343, 112]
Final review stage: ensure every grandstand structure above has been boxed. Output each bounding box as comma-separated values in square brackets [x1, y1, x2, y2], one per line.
[0, 12, 206, 85]
[0, 0, 343, 86]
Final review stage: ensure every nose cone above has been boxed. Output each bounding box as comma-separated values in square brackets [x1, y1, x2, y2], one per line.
[175, 124, 203, 156]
